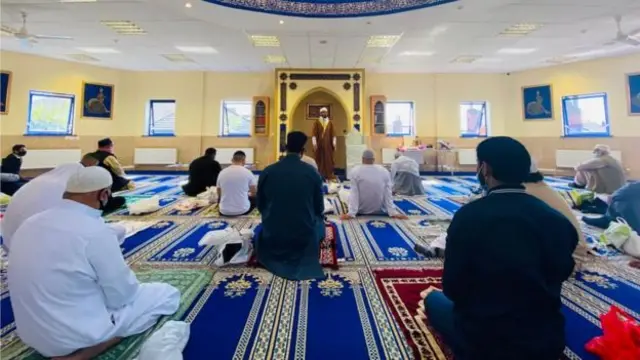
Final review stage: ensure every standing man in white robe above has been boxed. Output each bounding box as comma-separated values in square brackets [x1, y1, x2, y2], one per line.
[8, 166, 180, 359]
[340, 149, 408, 220]
[391, 152, 425, 196]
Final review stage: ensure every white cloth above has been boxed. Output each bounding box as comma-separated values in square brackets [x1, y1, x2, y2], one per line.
[2, 163, 82, 252]
[217, 165, 256, 216]
[347, 165, 397, 217]
[390, 155, 420, 183]
[128, 197, 161, 215]
[138, 321, 190, 360]
[7, 200, 180, 357]
[301, 155, 318, 170]
[66, 166, 112, 193]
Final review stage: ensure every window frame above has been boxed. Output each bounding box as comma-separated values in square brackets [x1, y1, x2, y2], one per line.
[25, 90, 75, 136]
[385, 100, 415, 137]
[146, 99, 176, 137]
[220, 100, 252, 137]
[459, 101, 489, 138]
[561, 92, 611, 138]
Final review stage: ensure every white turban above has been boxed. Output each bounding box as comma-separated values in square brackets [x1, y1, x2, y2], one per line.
[65, 166, 113, 193]
[320, 107, 328, 113]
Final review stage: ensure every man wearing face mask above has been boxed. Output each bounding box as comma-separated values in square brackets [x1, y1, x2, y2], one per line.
[8, 166, 180, 359]
[1, 144, 29, 196]
[423, 136, 578, 360]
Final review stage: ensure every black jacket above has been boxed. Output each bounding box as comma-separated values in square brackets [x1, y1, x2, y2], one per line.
[1, 154, 22, 175]
[182, 155, 221, 196]
[92, 150, 130, 192]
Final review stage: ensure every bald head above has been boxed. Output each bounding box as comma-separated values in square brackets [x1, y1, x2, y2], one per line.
[362, 149, 375, 165]
[63, 166, 113, 210]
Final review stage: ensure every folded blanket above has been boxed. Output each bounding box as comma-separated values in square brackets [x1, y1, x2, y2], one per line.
[128, 196, 161, 215]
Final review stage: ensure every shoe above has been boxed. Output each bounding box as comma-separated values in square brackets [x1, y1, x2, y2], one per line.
[568, 182, 586, 189]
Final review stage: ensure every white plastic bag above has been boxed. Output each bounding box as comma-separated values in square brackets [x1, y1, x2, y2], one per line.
[128, 196, 161, 215]
[137, 321, 190, 360]
[196, 186, 218, 204]
[600, 218, 640, 258]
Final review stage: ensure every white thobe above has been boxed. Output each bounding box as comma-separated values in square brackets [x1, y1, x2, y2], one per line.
[2, 163, 82, 252]
[7, 200, 180, 357]
[390, 155, 420, 182]
[347, 164, 397, 217]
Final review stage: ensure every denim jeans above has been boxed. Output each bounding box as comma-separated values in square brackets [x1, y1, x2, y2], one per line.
[424, 291, 466, 359]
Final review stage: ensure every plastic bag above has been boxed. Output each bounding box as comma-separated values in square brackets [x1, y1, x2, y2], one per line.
[137, 321, 190, 360]
[585, 306, 640, 360]
[128, 196, 161, 215]
[600, 218, 640, 258]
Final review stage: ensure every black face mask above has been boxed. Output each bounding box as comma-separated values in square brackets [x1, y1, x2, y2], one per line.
[97, 191, 109, 211]
[17, 150, 27, 157]
[477, 164, 487, 191]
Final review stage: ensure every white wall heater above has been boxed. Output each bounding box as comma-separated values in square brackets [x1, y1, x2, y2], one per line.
[216, 148, 255, 165]
[133, 148, 178, 165]
[556, 150, 622, 169]
[20, 149, 82, 170]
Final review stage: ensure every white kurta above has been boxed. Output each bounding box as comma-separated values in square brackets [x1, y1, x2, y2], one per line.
[8, 200, 180, 357]
[2, 163, 82, 252]
[347, 164, 397, 217]
[390, 155, 420, 182]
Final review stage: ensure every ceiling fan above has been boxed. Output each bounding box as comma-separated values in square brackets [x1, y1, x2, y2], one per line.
[1, 11, 73, 45]
[604, 15, 640, 46]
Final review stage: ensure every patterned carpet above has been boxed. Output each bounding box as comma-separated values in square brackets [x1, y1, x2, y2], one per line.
[1, 174, 639, 360]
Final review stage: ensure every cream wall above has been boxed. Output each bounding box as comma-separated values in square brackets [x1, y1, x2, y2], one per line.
[1, 50, 639, 175]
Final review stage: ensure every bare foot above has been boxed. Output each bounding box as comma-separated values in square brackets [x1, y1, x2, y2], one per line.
[52, 337, 122, 360]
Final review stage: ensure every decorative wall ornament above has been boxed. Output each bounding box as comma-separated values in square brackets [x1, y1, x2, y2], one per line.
[279, 73, 288, 81]
[289, 82, 298, 90]
[353, 83, 361, 112]
[0, 71, 12, 115]
[279, 113, 288, 122]
[343, 82, 351, 91]
[522, 84, 553, 120]
[82, 82, 114, 119]
[203, 0, 458, 18]
[279, 82, 287, 111]
[352, 73, 361, 81]
[353, 114, 361, 122]
[626, 72, 640, 116]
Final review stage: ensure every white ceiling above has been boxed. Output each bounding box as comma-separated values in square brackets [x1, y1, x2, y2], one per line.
[1, 0, 640, 73]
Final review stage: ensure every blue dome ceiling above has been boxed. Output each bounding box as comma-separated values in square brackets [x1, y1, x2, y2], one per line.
[202, 0, 459, 18]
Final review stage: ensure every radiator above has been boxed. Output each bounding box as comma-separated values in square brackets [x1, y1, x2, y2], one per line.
[556, 150, 622, 168]
[381, 148, 397, 164]
[457, 149, 477, 165]
[217, 148, 254, 165]
[21, 149, 82, 170]
[134, 148, 178, 165]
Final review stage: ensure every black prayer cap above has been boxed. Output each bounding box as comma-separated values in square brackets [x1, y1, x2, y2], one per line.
[98, 138, 113, 148]
[286, 131, 308, 153]
[476, 136, 531, 184]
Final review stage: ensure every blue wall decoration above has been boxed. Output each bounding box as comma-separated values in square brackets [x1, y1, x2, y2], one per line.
[0, 71, 12, 115]
[202, 0, 459, 18]
[81, 82, 114, 119]
[626, 72, 640, 116]
[522, 84, 553, 120]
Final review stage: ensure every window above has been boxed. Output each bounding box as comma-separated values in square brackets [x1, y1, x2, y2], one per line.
[385, 101, 414, 136]
[146, 100, 176, 136]
[26, 91, 75, 135]
[459, 101, 489, 138]
[562, 93, 610, 137]
[221, 100, 251, 137]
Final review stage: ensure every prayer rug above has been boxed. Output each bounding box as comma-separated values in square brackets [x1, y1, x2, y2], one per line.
[249, 222, 339, 269]
[394, 198, 432, 216]
[372, 268, 452, 360]
[119, 220, 181, 260]
[199, 204, 260, 218]
[182, 267, 413, 360]
[1, 267, 213, 360]
[124, 184, 179, 196]
[109, 196, 179, 217]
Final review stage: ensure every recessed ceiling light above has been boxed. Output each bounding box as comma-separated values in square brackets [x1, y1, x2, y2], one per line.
[367, 35, 401, 48]
[250, 35, 280, 47]
[161, 54, 195, 62]
[76, 47, 120, 54]
[264, 55, 287, 64]
[175, 46, 217, 54]
[185, 2, 192, 8]
[499, 23, 542, 36]
[450, 55, 482, 63]
[101, 20, 146, 35]
[67, 54, 99, 62]
[279, 20, 284, 25]
[399, 51, 434, 56]
[497, 48, 537, 54]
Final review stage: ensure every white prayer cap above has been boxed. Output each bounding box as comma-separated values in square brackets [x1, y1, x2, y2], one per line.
[362, 149, 375, 160]
[530, 158, 538, 174]
[320, 107, 328, 112]
[65, 166, 113, 193]
[394, 151, 402, 159]
[593, 144, 610, 154]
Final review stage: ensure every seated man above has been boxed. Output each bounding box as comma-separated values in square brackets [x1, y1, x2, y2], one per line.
[570, 144, 625, 194]
[1, 144, 28, 196]
[301, 149, 318, 171]
[582, 181, 640, 232]
[391, 151, 425, 196]
[92, 138, 135, 192]
[340, 149, 408, 220]
[182, 147, 222, 197]
[8, 167, 180, 360]
[424, 137, 578, 360]
[217, 150, 257, 216]
[255, 131, 325, 281]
